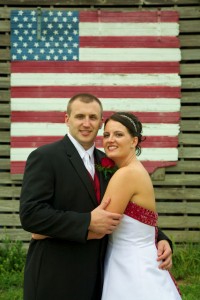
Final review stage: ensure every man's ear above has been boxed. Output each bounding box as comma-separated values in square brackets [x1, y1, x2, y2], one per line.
[65, 113, 69, 126]
[99, 117, 104, 129]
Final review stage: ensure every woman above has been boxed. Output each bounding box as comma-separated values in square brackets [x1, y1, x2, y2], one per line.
[100, 112, 182, 300]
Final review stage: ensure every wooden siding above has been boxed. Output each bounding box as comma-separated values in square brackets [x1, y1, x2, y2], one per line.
[0, 0, 200, 246]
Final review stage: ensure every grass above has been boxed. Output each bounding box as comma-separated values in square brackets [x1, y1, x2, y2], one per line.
[0, 238, 199, 300]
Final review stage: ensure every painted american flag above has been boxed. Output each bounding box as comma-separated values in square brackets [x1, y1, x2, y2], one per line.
[10, 9, 181, 175]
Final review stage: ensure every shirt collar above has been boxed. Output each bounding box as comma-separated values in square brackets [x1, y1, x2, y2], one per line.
[68, 133, 95, 161]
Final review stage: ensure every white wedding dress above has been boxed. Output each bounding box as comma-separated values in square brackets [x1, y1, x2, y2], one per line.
[101, 202, 182, 300]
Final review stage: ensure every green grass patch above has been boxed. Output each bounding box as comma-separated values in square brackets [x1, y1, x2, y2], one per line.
[0, 238, 199, 299]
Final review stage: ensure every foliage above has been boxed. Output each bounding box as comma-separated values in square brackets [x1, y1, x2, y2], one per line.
[0, 236, 26, 274]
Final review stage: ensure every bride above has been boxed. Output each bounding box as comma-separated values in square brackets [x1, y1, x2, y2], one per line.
[100, 112, 182, 300]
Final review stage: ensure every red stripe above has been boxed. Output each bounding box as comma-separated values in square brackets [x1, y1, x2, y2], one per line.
[80, 36, 180, 48]
[79, 11, 179, 23]
[11, 136, 178, 148]
[11, 111, 180, 124]
[11, 160, 177, 175]
[11, 61, 180, 74]
[11, 86, 181, 98]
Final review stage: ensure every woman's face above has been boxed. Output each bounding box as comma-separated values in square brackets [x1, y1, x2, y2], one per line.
[103, 120, 136, 160]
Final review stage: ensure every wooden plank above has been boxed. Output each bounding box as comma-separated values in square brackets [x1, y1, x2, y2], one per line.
[0, 76, 10, 87]
[180, 35, 200, 47]
[180, 20, 200, 33]
[0, 118, 10, 129]
[0, 62, 10, 74]
[1, 145, 10, 155]
[0, 159, 10, 170]
[179, 133, 200, 145]
[158, 216, 200, 228]
[157, 202, 200, 214]
[0, 34, 10, 46]
[1, 213, 21, 226]
[0, 104, 10, 115]
[0, 199, 19, 211]
[155, 188, 200, 200]
[181, 106, 200, 118]
[180, 120, 200, 131]
[0, 131, 10, 142]
[165, 161, 200, 172]
[180, 63, 200, 75]
[0, 228, 31, 241]
[0, 0, 199, 5]
[153, 174, 200, 186]
[181, 49, 200, 61]
[165, 230, 200, 243]
[182, 78, 200, 89]
[178, 147, 200, 159]
[182, 92, 200, 104]
[0, 90, 10, 101]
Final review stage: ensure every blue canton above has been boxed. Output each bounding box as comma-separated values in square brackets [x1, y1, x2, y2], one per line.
[11, 10, 79, 61]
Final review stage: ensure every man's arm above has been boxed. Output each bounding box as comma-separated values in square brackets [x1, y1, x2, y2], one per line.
[157, 228, 173, 270]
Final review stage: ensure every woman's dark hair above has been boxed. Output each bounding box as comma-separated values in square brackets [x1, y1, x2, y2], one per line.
[104, 112, 145, 156]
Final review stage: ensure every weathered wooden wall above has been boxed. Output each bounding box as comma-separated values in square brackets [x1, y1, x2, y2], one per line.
[0, 0, 200, 246]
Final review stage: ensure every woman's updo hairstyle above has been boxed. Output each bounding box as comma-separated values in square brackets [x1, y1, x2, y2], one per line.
[104, 112, 145, 156]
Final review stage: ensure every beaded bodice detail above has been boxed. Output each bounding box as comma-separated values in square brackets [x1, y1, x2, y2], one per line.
[124, 201, 158, 227]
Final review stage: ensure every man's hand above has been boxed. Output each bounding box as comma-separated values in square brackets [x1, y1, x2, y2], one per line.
[32, 233, 49, 240]
[157, 240, 172, 270]
[89, 198, 122, 235]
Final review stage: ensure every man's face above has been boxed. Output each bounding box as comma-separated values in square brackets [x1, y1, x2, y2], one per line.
[65, 99, 103, 150]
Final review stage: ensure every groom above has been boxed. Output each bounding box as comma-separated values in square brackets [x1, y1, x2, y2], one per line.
[20, 93, 173, 300]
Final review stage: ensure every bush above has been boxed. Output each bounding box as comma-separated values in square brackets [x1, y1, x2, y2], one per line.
[0, 236, 26, 274]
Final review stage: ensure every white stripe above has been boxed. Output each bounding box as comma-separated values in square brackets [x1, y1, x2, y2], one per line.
[79, 22, 179, 36]
[11, 73, 181, 87]
[80, 48, 181, 62]
[11, 147, 178, 162]
[11, 98, 181, 112]
[11, 123, 179, 137]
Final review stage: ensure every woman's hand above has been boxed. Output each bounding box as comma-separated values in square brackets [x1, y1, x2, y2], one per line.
[32, 233, 49, 240]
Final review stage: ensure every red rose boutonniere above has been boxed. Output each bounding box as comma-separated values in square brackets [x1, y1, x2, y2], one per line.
[96, 157, 117, 179]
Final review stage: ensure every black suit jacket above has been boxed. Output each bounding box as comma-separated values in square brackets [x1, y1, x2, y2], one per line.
[20, 135, 172, 300]
[20, 135, 109, 300]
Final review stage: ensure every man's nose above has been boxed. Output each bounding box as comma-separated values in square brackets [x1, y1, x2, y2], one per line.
[83, 118, 90, 126]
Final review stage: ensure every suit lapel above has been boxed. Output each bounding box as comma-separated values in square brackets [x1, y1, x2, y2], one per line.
[62, 135, 97, 206]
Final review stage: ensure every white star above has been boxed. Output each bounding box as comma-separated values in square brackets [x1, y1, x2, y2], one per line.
[53, 30, 59, 35]
[63, 43, 68, 48]
[27, 23, 33, 28]
[31, 11, 36, 16]
[24, 30, 29, 35]
[45, 42, 50, 47]
[49, 11, 53, 16]
[23, 17, 28, 22]
[67, 12, 72, 16]
[19, 36, 24, 41]
[59, 36, 64, 41]
[17, 49, 22, 54]
[13, 17, 19, 22]
[18, 11, 24, 16]
[48, 24, 53, 29]
[23, 42, 28, 47]
[68, 49, 72, 54]
[73, 55, 78, 60]
[73, 30, 78, 35]
[54, 55, 59, 60]
[46, 55, 51, 60]
[55, 42, 59, 47]
[32, 30, 36, 35]
[22, 55, 27, 60]
[63, 17, 68, 22]
[50, 36, 54, 41]
[28, 49, 33, 54]
[18, 23, 23, 28]
[44, 17, 49, 22]
[63, 55, 68, 60]
[57, 11, 63, 16]
[34, 55, 39, 60]
[72, 17, 78, 23]
[40, 49, 45, 53]
[58, 24, 63, 29]
[34, 42, 39, 47]
[41, 36, 46, 41]
[14, 30, 19, 35]
[68, 36, 73, 41]
[28, 36, 33, 41]
[64, 30, 69, 35]
[43, 30, 47, 35]
[53, 17, 58, 22]
[58, 49, 63, 54]
[13, 42, 18, 47]
[49, 49, 55, 54]
[67, 24, 72, 29]
[73, 43, 78, 48]
[32, 17, 36, 22]
[12, 54, 17, 60]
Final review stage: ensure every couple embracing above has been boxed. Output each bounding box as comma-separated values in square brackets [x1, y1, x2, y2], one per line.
[20, 93, 182, 300]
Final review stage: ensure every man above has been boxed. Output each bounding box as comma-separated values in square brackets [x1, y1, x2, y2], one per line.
[20, 93, 172, 300]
